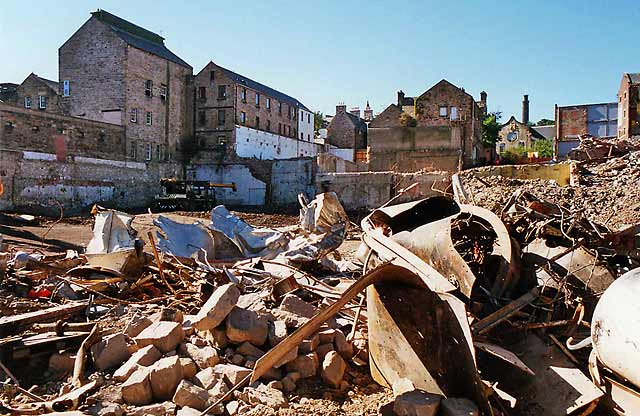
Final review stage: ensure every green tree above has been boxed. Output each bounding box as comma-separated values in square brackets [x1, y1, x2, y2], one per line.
[399, 112, 417, 127]
[314, 111, 324, 131]
[482, 111, 502, 147]
[532, 138, 554, 157]
[535, 118, 555, 126]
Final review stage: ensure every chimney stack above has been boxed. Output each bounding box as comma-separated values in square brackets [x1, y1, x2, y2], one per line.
[480, 91, 487, 105]
[349, 107, 361, 118]
[397, 90, 405, 107]
[336, 103, 347, 114]
[522, 94, 530, 125]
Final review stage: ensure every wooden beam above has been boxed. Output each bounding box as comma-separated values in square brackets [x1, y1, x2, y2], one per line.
[0, 302, 88, 336]
[471, 287, 540, 335]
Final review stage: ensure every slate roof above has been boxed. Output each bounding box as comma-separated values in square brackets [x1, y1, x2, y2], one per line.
[627, 73, 640, 84]
[91, 9, 191, 69]
[33, 74, 59, 92]
[216, 64, 310, 111]
[345, 111, 367, 130]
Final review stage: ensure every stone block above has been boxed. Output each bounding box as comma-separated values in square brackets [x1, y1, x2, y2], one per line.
[393, 390, 442, 416]
[135, 321, 185, 353]
[212, 363, 252, 385]
[225, 307, 268, 346]
[321, 351, 346, 388]
[91, 333, 132, 371]
[316, 343, 334, 360]
[267, 320, 287, 347]
[285, 352, 318, 378]
[172, 380, 210, 411]
[182, 343, 219, 369]
[334, 330, 353, 359]
[121, 367, 153, 406]
[299, 334, 319, 354]
[149, 356, 184, 401]
[180, 358, 198, 379]
[114, 345, 161, 382]
[192, 283, 240, 331]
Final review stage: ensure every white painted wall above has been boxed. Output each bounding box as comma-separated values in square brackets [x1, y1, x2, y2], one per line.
[298, 108, 315, 143]
[328, 147, 355, 162]
[235, 126, 322, 160]
[187, 163, 266, 205]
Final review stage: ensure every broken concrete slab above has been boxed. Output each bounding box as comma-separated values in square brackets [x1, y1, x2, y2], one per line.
[172, 380, 210, 411]
[149, 356, 184, 401]
[321, 351, 346, 388]
[121, 367, 153, 406]
[91, 333, 132, 371]
[176, 407, 201, 416]
[113, 344, 161, 382]
[226, 307, 268, 346]
[134, 321, 185, 353]
[393, 390, 442, 416]
[192, 283, 240, 331]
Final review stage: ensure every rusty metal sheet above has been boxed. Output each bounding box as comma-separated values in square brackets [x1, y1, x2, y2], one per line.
[367, 266, 492, 416]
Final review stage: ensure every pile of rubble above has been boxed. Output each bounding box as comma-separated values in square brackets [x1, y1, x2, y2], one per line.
[0, 177, 639, 415]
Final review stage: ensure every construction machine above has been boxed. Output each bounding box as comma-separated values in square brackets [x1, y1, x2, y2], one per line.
[153, 178, 236, 211]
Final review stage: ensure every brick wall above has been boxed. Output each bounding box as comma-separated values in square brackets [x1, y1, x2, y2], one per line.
[0, 103, 126, 160]
[557, 106, 587, 138]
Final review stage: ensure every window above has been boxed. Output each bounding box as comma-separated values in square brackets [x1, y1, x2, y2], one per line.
[308, 113, 311, 123]
[267, 120, 271, 131]
[157, 144, 162, 161]
[218, 136, 227, 146]
[130, 108, 138, 123]
[300, 132, 304, 140]
[146, 111, 152, 126]
[278, 102, 282, 114]
[308, 133, 311, 140]
[160, 84, 167, 100]
[293, 128, 297, 138]
[24, 96, 31, 109]
[439, 106, 448, 117]
[63, 80, 70, 97]
[255, 93, 260, 107]
[266, 98, 271, 110]
[198, 87, 206, 101]
[240, 111, 246, 124]
[210, 71, 215, 82]
[145, 143, 152, 161]
[287, 126, 291, 136]
[198, 110, 206, 126]
[38, 95, 47, 109]
[218, 109, 225, 126]
[278, 123, 282, 134]
[130, 141, 137, 159]
[218, 85, 227, 99]
[241, 88, 246, 102]
[145, 80, 153, 97]
[450, 107, 458, 120]
[256, 116, 260, 129]
[301, 110, 304, 120]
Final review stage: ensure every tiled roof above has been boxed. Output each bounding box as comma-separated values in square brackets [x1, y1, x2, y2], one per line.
[217, 64, 310, 112]
[92, 9, 191, 69]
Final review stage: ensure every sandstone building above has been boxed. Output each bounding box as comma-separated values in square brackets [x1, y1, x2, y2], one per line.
[58, 9, 193, 164]
[325, 104, 368, 161]
[367, 79, 486, 171]
[617, 73, 640, 140]
[2, 74, 64, 114]
[192, 61, 318, 162]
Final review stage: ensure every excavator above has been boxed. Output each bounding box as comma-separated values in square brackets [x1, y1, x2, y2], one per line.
[153, 178, 236, 212]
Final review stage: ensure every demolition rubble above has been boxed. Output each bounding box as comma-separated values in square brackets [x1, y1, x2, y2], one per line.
[1, 153, 640, 415]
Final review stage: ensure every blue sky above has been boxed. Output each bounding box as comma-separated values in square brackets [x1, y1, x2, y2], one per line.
[1, 0, 638, 122]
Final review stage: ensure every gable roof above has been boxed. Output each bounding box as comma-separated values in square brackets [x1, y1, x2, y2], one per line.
[24, 73, 59, 92]
[420, 79, 474, 101]
[212, 62, 309, 111]
[91, 9, 191, 69]
[501, 115, 546, 140]
[626, 73, 640, 84]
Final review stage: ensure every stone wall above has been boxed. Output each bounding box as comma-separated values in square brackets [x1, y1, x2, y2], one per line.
[367, 125, 463, 172]
[0, 103, 126, 160]
[15, 74, 63, 114]
[316, 170, 451, 211]
[326, 107, 366, 149]
[59, 18, 126, 122]
[271, 159, 315, 207]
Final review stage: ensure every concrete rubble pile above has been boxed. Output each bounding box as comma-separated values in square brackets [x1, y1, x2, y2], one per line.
[0, 176, 639, 415]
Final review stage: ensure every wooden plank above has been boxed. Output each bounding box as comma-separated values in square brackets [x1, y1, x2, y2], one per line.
[0, 302, 88, 336]
[471, 287, 540, 335]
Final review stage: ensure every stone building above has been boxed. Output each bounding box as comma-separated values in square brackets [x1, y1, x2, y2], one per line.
[325, 104, 368, 161]
[367, 79, 485, 171]
[555, 102, 617, 158]
[12, 73, 62, 114]
[193, 61, 318, 162]
[617, 73, 640, 140]
[495, 116, 545, 155]
[59, 9, 193, 164]
[0, 83, 18, 103]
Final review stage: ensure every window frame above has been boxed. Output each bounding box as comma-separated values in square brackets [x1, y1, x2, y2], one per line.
[266, 98, 271, 110]
[218, 85, 227, 100]
[146, 111, 152, 126]
[241, 88, 246, 102]
[159, 84, 167, 101]
[24, 96, 32, 109]
[439, 106, 448, 117]
[144, 80, 153, 97]
[256, 115, 260, 129]
[145, 143, 152, 161]
[130, 108, 138, 123]
[63, 80, 70, 97]
[240, 111, 246, 124]
[198, 110, 206, 126]
[38, 95, 47, 109]
[255, 93, 260, 107]
[198, 87, 206, 101]
[218, 109, 225, 126]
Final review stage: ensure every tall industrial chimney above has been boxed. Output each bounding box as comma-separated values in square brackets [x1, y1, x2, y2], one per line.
[522, 94, 530, 125]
